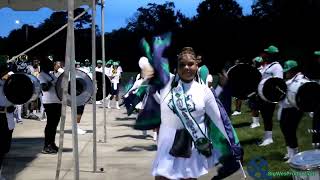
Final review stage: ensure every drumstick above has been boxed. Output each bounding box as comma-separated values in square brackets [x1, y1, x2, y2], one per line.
[238, 160, 247, 179]
[247, 92, 256, 98]
[276, 86, 286, 95]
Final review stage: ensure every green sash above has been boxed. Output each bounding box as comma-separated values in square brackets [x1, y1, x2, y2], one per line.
[171, 81, 212, 157]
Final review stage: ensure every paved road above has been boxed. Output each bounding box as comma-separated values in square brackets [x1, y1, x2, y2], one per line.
[2, 104, 249, 180]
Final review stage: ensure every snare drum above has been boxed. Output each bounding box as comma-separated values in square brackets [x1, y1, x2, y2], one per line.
[289, 150, 320, 180]
[287, 78, 320, 112]
[258, 77, 287, 103]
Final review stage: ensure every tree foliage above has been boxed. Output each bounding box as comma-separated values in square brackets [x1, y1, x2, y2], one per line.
[0, 0, 320, 75]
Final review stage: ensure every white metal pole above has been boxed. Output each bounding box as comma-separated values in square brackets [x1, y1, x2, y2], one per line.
[55, 7, 89, 180]
[8, 10, 89, 63]
[101, 0, 107, 143]
[55, 17, 71, 180]
[91, 0, 98, 173]
[68, 0, 80, 179]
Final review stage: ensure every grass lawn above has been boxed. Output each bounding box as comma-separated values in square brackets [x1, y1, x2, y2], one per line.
[231, 99, 314, 180]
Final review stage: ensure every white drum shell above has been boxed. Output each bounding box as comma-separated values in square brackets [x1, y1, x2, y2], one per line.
[258, 77, 287, 103]
[258, 78, 270, 102]
[290, 150, 320, 180]
[287, 78, 311, 109]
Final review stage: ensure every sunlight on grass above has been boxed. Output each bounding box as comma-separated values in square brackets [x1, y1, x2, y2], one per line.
[231, 99, 314, 180]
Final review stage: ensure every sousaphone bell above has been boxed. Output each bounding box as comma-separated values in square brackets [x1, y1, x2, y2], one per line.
[3, 73, 41, 105]
[55, 69, 94, 106]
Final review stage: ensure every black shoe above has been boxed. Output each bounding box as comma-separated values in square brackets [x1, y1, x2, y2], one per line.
[51, 143, 59, 152]
[42, 144, 58, 154]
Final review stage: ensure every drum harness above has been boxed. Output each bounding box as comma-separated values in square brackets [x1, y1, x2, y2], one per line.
[261, 61, 279, 77]
[287, 72, 308, 86]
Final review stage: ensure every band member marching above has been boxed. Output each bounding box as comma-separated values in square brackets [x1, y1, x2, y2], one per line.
[38, 56, 62, 154]
[249, 56, 264, 129]
[311, 51, 320, 148]
[279, 60, 306, 162]
[0, 56, 15, 180]
[107, 61, 121, 109]
[257, 45, 284, 146]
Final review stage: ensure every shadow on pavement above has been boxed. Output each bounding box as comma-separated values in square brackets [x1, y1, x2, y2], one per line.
[117, 145, 157, 152]
[115, 124, 134, 128]
[2, 137, 44, 180]
[113, 134, 153, 140]
[115, 117, 136, 121]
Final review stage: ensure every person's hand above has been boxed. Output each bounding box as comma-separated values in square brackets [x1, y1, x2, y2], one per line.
[218, 73, 228, 87]
[142, 64, 154, 79]
[1, 73, 10, 80]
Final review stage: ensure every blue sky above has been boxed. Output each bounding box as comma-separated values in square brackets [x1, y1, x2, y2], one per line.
[0, 0, 253, 37]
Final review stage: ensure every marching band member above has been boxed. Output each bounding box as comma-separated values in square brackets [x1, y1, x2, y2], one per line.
[279, 60, 305, 162]
[75, 61, 81, 69]
[75, 61, 87, 135]
[124, 56, 159, 139]
[15, 55, 34, 121]
[249, 56, 263, 128]
[83, 59, 92, 73]
[105, 59, 113, 78]
[312, 51, 320, 148]
[53, 61, 64, 77]
[38, 56, 62, 154]
[95, 60, 111, 105]
[0, 57, 15, 180]
[117, 61, 123, 83]
[231, 60, 242, 116]
[95, 60, 104, 73]
[107, 61, 121, 109]
[258, 45, 283, 146]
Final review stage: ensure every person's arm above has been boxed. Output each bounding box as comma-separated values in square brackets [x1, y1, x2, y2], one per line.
[39, 73, 52, 92]
[124, 79, 142, 97]
[204, 87, 229, 142]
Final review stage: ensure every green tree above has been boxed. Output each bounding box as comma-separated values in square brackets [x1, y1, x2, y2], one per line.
[126, 2, 180, 36]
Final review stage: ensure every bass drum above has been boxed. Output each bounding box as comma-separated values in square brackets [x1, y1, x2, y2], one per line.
[3, 73, 41, 105]
[258, 77, 287, 103]
[227, 63, 262, 100]
[287, 78, 320, 112]
[96, 71, 111, 101]
[55, 69, 94, 106]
